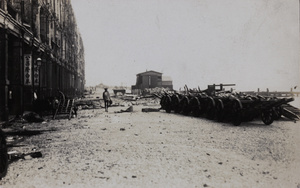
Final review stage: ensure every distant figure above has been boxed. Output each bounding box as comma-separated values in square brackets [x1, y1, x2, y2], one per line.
[52, 97, 59, 119]
[103, 88, 111, 112]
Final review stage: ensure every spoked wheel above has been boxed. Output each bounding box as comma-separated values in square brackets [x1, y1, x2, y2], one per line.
[198, 97, 206, 115]
[232, 99, 242, 126]
[191, 97, 201, 117]
[206, 97, 215, 120]
[272, 106, 282, 120]
[180, 96, 190, 115]
[0, 130, 8, 179]
[160, 95, 167, 109]
[163, 95, 172, 113]
[215, 99, 224, 122]
[172, 95, 181, 113]
[261, 109, 274, 125]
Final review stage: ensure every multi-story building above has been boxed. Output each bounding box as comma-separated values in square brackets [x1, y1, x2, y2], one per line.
[0, 0, 85, 121]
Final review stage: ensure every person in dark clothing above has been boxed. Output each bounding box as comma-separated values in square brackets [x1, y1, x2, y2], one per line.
[103, 88, 111, 112]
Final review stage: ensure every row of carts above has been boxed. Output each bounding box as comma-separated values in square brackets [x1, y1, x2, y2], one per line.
[156, 85, 300, 126]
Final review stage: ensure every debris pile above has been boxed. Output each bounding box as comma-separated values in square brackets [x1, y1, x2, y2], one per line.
[76, 99, 101, 109]
[22, 112, 45, 123]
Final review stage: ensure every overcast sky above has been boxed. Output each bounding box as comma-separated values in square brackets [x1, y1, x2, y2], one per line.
[71, 0, 299, 91]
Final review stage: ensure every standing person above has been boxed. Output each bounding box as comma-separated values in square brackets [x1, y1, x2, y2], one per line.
[103, 88, 111, 112]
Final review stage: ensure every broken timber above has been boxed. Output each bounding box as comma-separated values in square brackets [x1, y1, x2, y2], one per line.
[53, 99, 76, 120]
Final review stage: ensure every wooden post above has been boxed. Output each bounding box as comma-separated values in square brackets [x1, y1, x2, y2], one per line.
[290, 88, 294, 97]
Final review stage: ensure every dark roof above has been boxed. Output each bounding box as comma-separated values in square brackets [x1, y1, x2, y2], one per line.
[137, 70, 162, 76]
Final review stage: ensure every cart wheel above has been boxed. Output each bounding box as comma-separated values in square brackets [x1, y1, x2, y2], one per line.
[165, 96, 172, 113]
[191, 97, 201, 117]
[0, 130, 8, 179]
[272, 106, 282, 120]
[232, 99, 242, 126]
[206, 97, 215, 120]
[172, 95, 181, 113]
[215, 99, 224, 122]
[181, 96, 190, 115]
[261, 110, 274, 125]
[160, 95, 167, 109]
[198, 97, 206, 115]
[160, 95, 168, 112]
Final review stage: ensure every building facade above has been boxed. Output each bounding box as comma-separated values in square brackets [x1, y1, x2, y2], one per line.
[0, 0, 85, 121]
[132, 70, 173, 91]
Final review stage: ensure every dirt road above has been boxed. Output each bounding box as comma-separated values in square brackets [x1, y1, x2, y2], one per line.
[1, 104, 299, 188]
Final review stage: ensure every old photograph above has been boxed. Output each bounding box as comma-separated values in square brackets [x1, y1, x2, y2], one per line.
[0, 0, 299, 187]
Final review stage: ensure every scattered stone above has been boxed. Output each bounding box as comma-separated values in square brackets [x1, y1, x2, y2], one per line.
[120, 128, 125, 131]
[218, 162, 223, 165]
[132, 175, 137, 178]
[203, 183, 208, 187]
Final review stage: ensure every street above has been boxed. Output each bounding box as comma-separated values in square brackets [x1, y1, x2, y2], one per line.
[0, 103, 300, 188]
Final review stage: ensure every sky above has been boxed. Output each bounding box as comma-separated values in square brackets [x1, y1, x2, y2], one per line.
[71, 0, 299, 92]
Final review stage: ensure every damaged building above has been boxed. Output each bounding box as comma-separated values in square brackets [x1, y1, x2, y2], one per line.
[131, 70, 173, 94]
[0, 0, 85, 121]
